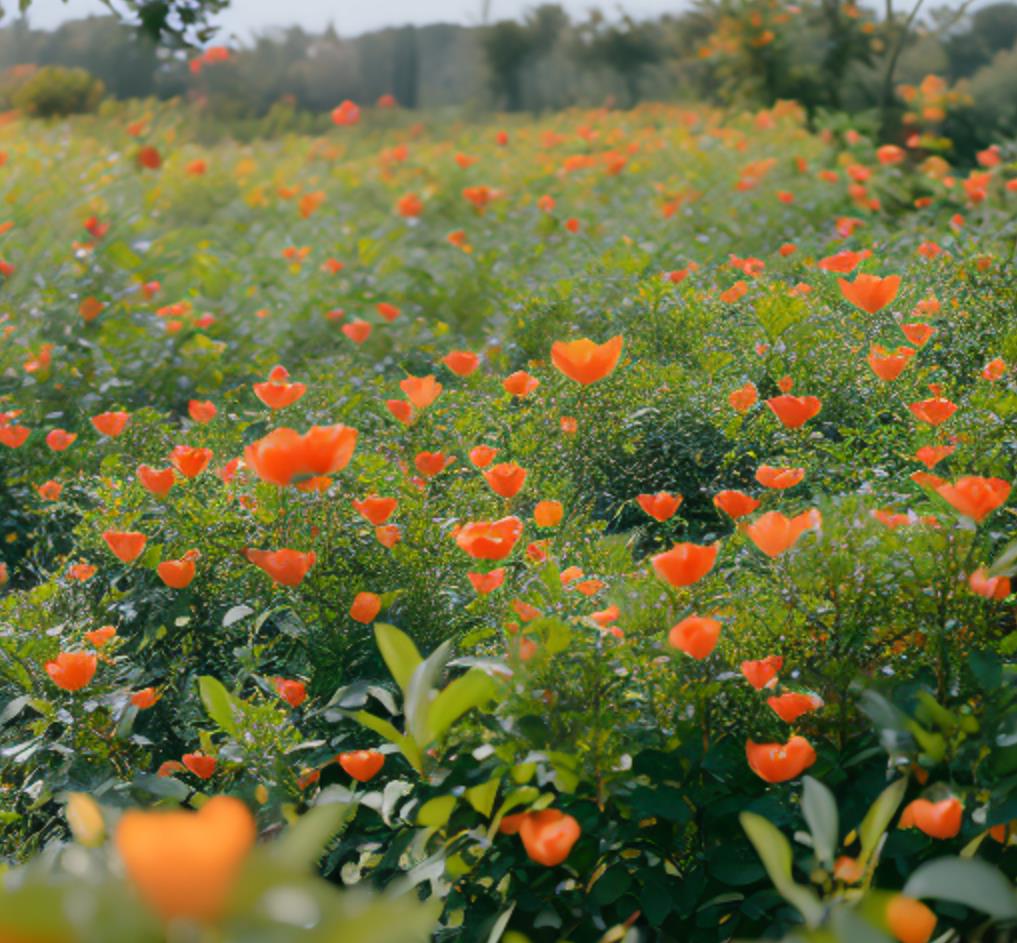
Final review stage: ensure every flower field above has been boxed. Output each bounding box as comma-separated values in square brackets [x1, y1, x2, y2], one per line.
[0, 100, 1015, 942]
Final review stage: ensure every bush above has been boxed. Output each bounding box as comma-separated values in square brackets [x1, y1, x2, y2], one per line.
[12, 65, 105, 117]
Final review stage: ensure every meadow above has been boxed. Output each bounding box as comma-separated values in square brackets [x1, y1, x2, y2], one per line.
[0, 97, 1015, 943]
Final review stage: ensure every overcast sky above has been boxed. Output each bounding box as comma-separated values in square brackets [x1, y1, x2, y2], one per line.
[15, 0, 690, 37]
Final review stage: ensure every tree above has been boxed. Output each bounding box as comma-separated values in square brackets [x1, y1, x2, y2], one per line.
[481, 5, 567, 111]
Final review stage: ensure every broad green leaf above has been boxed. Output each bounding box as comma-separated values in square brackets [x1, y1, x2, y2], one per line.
[404, 639, 451, 746]
[428, 669, 496, 741]
[417, 795, 457, 827]
[858, 778, 907, 868]
[740, 812, 823, 926]
[198, 676, 239, 737]
[351, 710, 423, 772]
[801, 776, 838, 868]
[465, 776, 502, 817]
[903, 856, 1017, 919]
[272, 802, 351, 871]
[374, 623, 422, 696]
[486, 903, 516, 943]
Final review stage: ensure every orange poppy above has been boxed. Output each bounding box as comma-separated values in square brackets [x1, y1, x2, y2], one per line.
[85, 625, 117, 648]
[443, 350, 480, 376]
[668, 615, 721, 659]
[46, 652, 97, 691]
[518, 809, 581, 866]
[376, 524, 402, 548]
[244, 425, 358, 487]
[386, 399, 414, 425]
[729, 382, 758, 413]
[745, 509, 821, 557]
[901, 322, 936, 347]
[936, 476, 1010, 522]
[550, 336, 623, 385]
[886, 895, 937, 943]
[396, 193, 422, 217]
[741, 655, 782, 690]
[468, 569, 505, 594]
[909, 397, 957, 426]
[766, 395, 821, 428]
[45, 429, 77, 452]
[503, 371, 540, 397]
[415, 451, 451, 478]
[868, 345, 915, 381]
[651, 542, 718, 587]
[838, 273, 900, 313]
[636, 492, 682, 521]
[79, 297, 105, 322]
[755, 465, 804, 489]
[272, 677, 307, 709]
[103, 530, 147, 563]
[469, 445, 499, 468]
[157, 556, 197, 589]
[136, 145, 162, 170]
[914, 445, 954, 469]
[899, 797, 963, 838]
[352, 495, 397, 525]
[68, 563, 96, 581]
[244, 548, 316, 586]
[534, 500, 563, 527]
[400, 374, 442, 410]
[169, 445, 213, 478]
[0, 424, 30, 448]
[36, 480, 63, 501]
[768, 691, 823, 722]
[982, 357, 1006, 381]
[746, 736, 816, 782]
[253, 365, 306, 410]
[342, 320, 372, 344]
[331, 100, 360, 126]
[115, 796, 255, 924]
[377, 302, 401, 322]
[338, 750, 384, 782]
[968, 568, 1010, 600]
[714, 490, 760, 519]
[137, 465, 176, 496]
[182, 752, 217, 779]
[91, 413, 129, 439]
[484, 462, 527, 498]
[131, 687, 159, 709]
[349, 591, 382, 624]
[188, 400, 217, 424]
[455, 517, 523, 560]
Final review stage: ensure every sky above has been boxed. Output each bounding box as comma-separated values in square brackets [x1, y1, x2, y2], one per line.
[15, 0, 689, 38]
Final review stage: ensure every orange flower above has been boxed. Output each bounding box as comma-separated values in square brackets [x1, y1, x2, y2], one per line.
[550, 336, 623, 385]
[484, 462, 527, 498]
[745, 509, 821, 557]
[468, 569, 505, 594]
[157, 556, 197, 589]
[386, 399, 414, 425]
[909, 397, 957, 426]
[349, 591, 382, 624]
[868, 345, 915, 381]
[651, 542, 718, 587]
[518, 809, 581, 866]
[91, 411, 130, 437]
[253, 365, 306, 410]
[720, 281, 748, 303]
[503, 371, 540, 397]
[469, 445, 498, 468]
[415, 451, 451, 478]
[342, 320, 372, 344]
[818, 249, 870, 273]
[635, 491, 681, 522]
[534, 500, 563, 527]
[936, 476, 1010, 522]
[911, 471, 946, 491]
[400, 374, 442, 410]
[914, 445, 954, 469]
[245, 548, 316, 586]
[79, 296, 105, 322]
[338, 750, 384, 782]
[0, 424, 30, 448]
[188, 400, 217, 424]
[729, 382, 758, 413]
[272, 677, 307, 708]
[182, 752, 217, 779]
[68, 563, 96, 581]
[901, 322, 936, 347]
[136, 145, 162, 170]
[443, 350, 480, 376]
[756, 465, 804, 489]
[968, 568, 1010, 600]
[376, 524, 402, 548]
[352, 495, 397, 525]
[741, 655, 782, 690]
[115, 795, 255, 924]
[396, 193, 423, 217]
[45, 429, 77, 452]
[768, 691, 823, 722]
[169, 445, 213, 478]
[46, 652, 97, 691]
[766, 394, 821, 429]
[36, 480, 62, 501]
[132, 687, 159, 709]
[244, 425, 358, 486]
[746, 736, 816, 782]
[455, 517, 523, 560]
[137, 464, 176, 496]
[331, 100, 360, 126]
[103, 530, 147, 563]
[838, 273, 901, 313]
[713, 490, 760, 519]
[886, 895, 937, 943]
[899, 797, 963, 838]
[85, 625, 117, 648]
[668, 615, 721, 659]
[982, 357, 1006, 381]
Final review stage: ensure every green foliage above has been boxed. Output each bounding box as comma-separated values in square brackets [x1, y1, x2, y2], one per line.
[12, 65, 104, 117]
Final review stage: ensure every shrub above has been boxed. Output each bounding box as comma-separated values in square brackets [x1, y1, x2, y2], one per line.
[12, 65, 105, 117]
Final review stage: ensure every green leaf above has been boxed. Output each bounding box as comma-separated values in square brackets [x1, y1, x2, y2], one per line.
[417, 795, 457, 828]
[801, 776, 838, 868]
[198, 676, 239, 737]
[374, 623, 422, 696]
[351, 711, 422, 772]
[740, 812, 823, 926]
[858, 778, 907, 868]
[428, 670, 496, 741]
[486, 903, 516, 943]
[903, 857, 1017, 919]
[404, 639, 451, 746]
[465, 776, 502, 818]
[272, 802, 351, 871]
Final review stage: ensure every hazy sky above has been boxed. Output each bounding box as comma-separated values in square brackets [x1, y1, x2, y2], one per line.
[17, 0, 689, 37]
